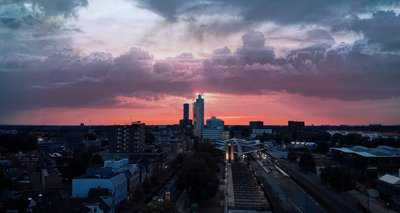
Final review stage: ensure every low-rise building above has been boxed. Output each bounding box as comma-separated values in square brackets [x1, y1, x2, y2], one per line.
[250, 128, 272, 138]
[203, 116, 225, 141]
[330, 146, 400, 177]
[377, 174, 400, 211]
[203, 128, 223, 141]
[103, 158, 141, 192]
[72, 168, 128, 205]
[249, 121, 264, 129]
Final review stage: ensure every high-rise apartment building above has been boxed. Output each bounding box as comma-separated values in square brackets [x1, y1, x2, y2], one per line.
[112, 121, 146, 153]
[193, 95, 204, 137]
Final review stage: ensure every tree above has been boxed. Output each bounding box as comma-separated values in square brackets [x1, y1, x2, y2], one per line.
[144, 199, 176, 213]
[177, 157, 218, 202]
[0, 134, 37, 153]
[298, 152, 316, 173]
[0, 170, 12, 191]
[343, 133, 363, 145]
[287, 151, 297, 162]
[59, 152, 93, 180]
[132, 187, 144, 201]
[142, 177, 152, 194]
[90, 154, 104, 167]
[315, 142, 330, 154]
[321, 166, 355, 191]
[171, 153, 185, 170]
[176, 143, 219, 202]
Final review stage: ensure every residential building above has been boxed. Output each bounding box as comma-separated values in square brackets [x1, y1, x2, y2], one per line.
[103, 158, 141, 192]
[112, 122, 146, 153]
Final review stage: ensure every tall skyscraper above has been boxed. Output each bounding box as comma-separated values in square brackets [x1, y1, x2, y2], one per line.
[183, 103, 189, 120]
[179, 103, 192, 128]
[193, 95, 204, 137]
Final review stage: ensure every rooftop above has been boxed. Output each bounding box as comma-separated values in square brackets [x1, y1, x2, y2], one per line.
[331, 145, 400, 158]
[379, 174, 400, 185]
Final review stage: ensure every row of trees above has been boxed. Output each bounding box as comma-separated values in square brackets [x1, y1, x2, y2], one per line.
[176, 142, 220, 203]
[288, 151, 317, 173]
[257, 129, 400, 147]
[58, 152, 104, 180]
[0, 133, 38, 153]
[320, 166, 355, 192]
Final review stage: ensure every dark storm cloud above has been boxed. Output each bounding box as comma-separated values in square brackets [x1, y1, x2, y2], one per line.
[0, 0, 87, 29]
[138, 0, 400, 52]
[199, 31, 400, 101]
[1, 0, 400, 119]
[0, 28, 399, 121]
[204, 31, 275, 66]
[137, 0, 397, 25]
[0, 0, 88, 17]
[0, 0, 88, 69]
[0, 48, 193, 112]
[335, 11, 400, 52]
[236, 31, 275, 64]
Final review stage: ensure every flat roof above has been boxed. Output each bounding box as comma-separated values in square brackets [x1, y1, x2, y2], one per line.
[331, 146, 400, 158]
[379, 174, 400, 185]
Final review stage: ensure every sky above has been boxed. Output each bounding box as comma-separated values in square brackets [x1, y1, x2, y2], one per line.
[1, 0, 400, 125]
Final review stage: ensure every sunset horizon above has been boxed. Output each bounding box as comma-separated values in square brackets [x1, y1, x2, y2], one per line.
[2, 1, 400, 212]
[1, 0, 400, 125]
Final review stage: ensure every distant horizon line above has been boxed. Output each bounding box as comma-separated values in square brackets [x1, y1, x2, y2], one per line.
[0, 123, 399, 127]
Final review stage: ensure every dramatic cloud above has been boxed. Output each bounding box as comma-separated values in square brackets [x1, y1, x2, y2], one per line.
[337, 11, 400, 52]
[136, 0, 399, 34]
[0, 48, 194, 115]
[2, 29, 400, 116]
[0, 0, 87, 70]
[199, 31, 400, 100]
[1, 0, 400, 124]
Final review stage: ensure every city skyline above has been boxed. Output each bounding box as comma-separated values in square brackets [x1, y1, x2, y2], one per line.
[1, 0, 400, 125]
[1, 92, 398, 126]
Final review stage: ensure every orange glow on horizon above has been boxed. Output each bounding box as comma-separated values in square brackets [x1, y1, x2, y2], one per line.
[4, 93, 400, 126]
